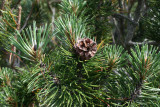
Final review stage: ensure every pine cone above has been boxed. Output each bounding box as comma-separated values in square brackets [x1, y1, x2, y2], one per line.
[74, 38, 97, 60]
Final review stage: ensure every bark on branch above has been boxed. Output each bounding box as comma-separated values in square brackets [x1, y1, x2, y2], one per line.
[129, 78, 143, 102]
[10, 5, 22, 67]
[17, 5, 22, 30]
[112, 13, 137, 25]
[125, 0, 146, 45]
[128, 40, 160, 46]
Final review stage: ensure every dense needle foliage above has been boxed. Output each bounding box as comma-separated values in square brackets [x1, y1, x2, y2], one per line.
[0, 0, 160, 107]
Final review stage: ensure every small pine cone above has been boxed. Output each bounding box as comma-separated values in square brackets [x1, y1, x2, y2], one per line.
[74, 38, 97, 60]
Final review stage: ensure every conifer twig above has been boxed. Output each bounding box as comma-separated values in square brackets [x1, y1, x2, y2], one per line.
[129, 78, 143, 102]
[20, 3, 34, 32]
[12, 0, 22, 10]
[10, 5, 22, 67]
[17, 5, 22, 30]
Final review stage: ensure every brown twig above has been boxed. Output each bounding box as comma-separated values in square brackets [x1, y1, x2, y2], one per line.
[9, 45, 14, 65]
[20, 2, 34, 32]
[94, 96, 110, 106]
[106, 97, 128, 101]
[9, 11, 18, 25]
[10, 5, 22, 67]
[12, 0, 22, 10]
[3, 19, 16, 30]
[17, 6, 22, 30]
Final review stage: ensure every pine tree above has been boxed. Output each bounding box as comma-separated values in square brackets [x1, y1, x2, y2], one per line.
[1, 0, 160, 107]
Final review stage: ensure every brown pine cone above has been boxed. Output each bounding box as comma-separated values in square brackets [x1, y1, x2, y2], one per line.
[74, 38, 97, 60]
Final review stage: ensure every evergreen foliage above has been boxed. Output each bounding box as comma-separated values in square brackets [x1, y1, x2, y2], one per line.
[136, 0, 160, 42]
[20, 0, 52, 26]
[0, 4, 18, 66]
[143, 0, 160, 42]
[0, 67, 38, 106]
[86, 0, 114, 43]
[9, 21, 52, 62]
[0, 0, 160, 107]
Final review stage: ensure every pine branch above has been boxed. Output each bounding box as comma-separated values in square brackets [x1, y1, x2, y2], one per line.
[129, 78, 143, 102]
[9, 5, 22, 67]
[20, 3, 34, 32]
[13, 5, 22, 67]
[47, 0, 62, 13]
[10, 22, 51, 62]
[112, 13, 137, 25]
[112, 17, 124, 46]
[11, 0, 22, 10]
[128, 40, 160, 46]
[47, 0, 53, 13]
[17, 5, 22, 30]
[125, 0, 146, 44]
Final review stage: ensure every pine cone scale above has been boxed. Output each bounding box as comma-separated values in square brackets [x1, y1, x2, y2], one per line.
[74, 38, 97, 60]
